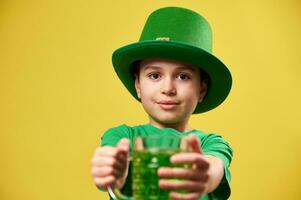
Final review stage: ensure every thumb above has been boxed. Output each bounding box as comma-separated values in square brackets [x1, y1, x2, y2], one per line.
[187, 134, 202, 154]
[117, 138, 130, 153]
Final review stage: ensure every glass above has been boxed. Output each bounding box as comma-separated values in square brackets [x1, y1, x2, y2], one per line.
[108, 135, 188, 200]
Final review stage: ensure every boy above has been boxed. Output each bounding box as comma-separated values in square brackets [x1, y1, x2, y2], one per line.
[91, 7, 233, 200]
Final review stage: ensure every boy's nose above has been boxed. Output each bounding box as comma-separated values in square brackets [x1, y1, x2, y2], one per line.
[160, 78, 176, 96]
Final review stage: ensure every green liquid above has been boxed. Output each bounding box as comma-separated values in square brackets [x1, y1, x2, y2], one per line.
[132, 148, 183, 200]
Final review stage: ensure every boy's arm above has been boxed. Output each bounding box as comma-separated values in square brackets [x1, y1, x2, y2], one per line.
[202, 155, 224, 193]
[187, 135, 225, 193]
[91, 138, 130, 190]
[92, 124, 132, 191]
[158, 134, 229, 200]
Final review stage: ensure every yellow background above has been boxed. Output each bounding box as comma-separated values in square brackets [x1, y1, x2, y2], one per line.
[1, 0, 300, 199]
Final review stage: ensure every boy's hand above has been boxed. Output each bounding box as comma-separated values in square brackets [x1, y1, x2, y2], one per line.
[158, 135, 224, 200]
[91, 138, 130, 189]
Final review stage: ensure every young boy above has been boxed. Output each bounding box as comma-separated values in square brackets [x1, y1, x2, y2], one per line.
[91, 7, 233, 200]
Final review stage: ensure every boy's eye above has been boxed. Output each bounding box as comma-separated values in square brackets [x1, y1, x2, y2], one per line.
[177, 73, 190, 80]
[148, 73, 161, 80]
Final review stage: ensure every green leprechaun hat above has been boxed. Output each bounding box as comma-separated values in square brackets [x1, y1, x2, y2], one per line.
[112, 6, 232, 113]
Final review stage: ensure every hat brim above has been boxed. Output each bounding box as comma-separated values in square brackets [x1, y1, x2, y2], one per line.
[112, 40, 232, 113]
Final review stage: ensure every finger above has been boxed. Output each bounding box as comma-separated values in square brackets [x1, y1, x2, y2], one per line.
[94, 144, 129, 159]
[187, 135, 202, 153]
[158, 167, 208, 181]
[94, 175, 116, 188]
[91, 166, 113, 177]
[94, 146, 120, 157]
[170, 153, 209, 171]
[91, 156, 125, 171]
[169, 191, 203, 200]
[92, 151, 127, 165]
[159, 179, 205, 192]
[91, 166, 124, 178]
[117, 138, 130, 153]
[91, 157, 128, 170]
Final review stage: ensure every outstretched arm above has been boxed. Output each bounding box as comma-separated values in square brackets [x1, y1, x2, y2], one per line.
[158, 135, 224, 200]
[91, 138, 130, 190]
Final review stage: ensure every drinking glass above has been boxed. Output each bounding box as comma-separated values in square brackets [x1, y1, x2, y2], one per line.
[108, 135, 188, 200]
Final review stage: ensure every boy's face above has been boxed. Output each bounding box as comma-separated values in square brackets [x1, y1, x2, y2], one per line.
[135, 58, 207, 129]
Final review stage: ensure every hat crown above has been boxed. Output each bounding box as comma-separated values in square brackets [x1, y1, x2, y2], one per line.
[139, 7, 212, 53]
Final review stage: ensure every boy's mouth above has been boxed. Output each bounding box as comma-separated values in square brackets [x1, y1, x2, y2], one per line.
[157, 100, 180, 110]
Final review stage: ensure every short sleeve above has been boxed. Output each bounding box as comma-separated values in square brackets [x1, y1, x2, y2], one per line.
[199, 133, 233, 200]
[100, 124, 131, 147]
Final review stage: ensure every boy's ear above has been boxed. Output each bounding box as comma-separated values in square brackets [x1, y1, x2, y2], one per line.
[134, 75, 141, 99]
[198, 80, 208, 103]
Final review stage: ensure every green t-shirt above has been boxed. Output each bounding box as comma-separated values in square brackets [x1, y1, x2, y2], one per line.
[100, 123, 233, 200]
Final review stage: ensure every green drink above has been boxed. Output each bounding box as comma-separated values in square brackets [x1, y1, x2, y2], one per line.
[108, 135, 188, 200]
[132, 148, 183, 200]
